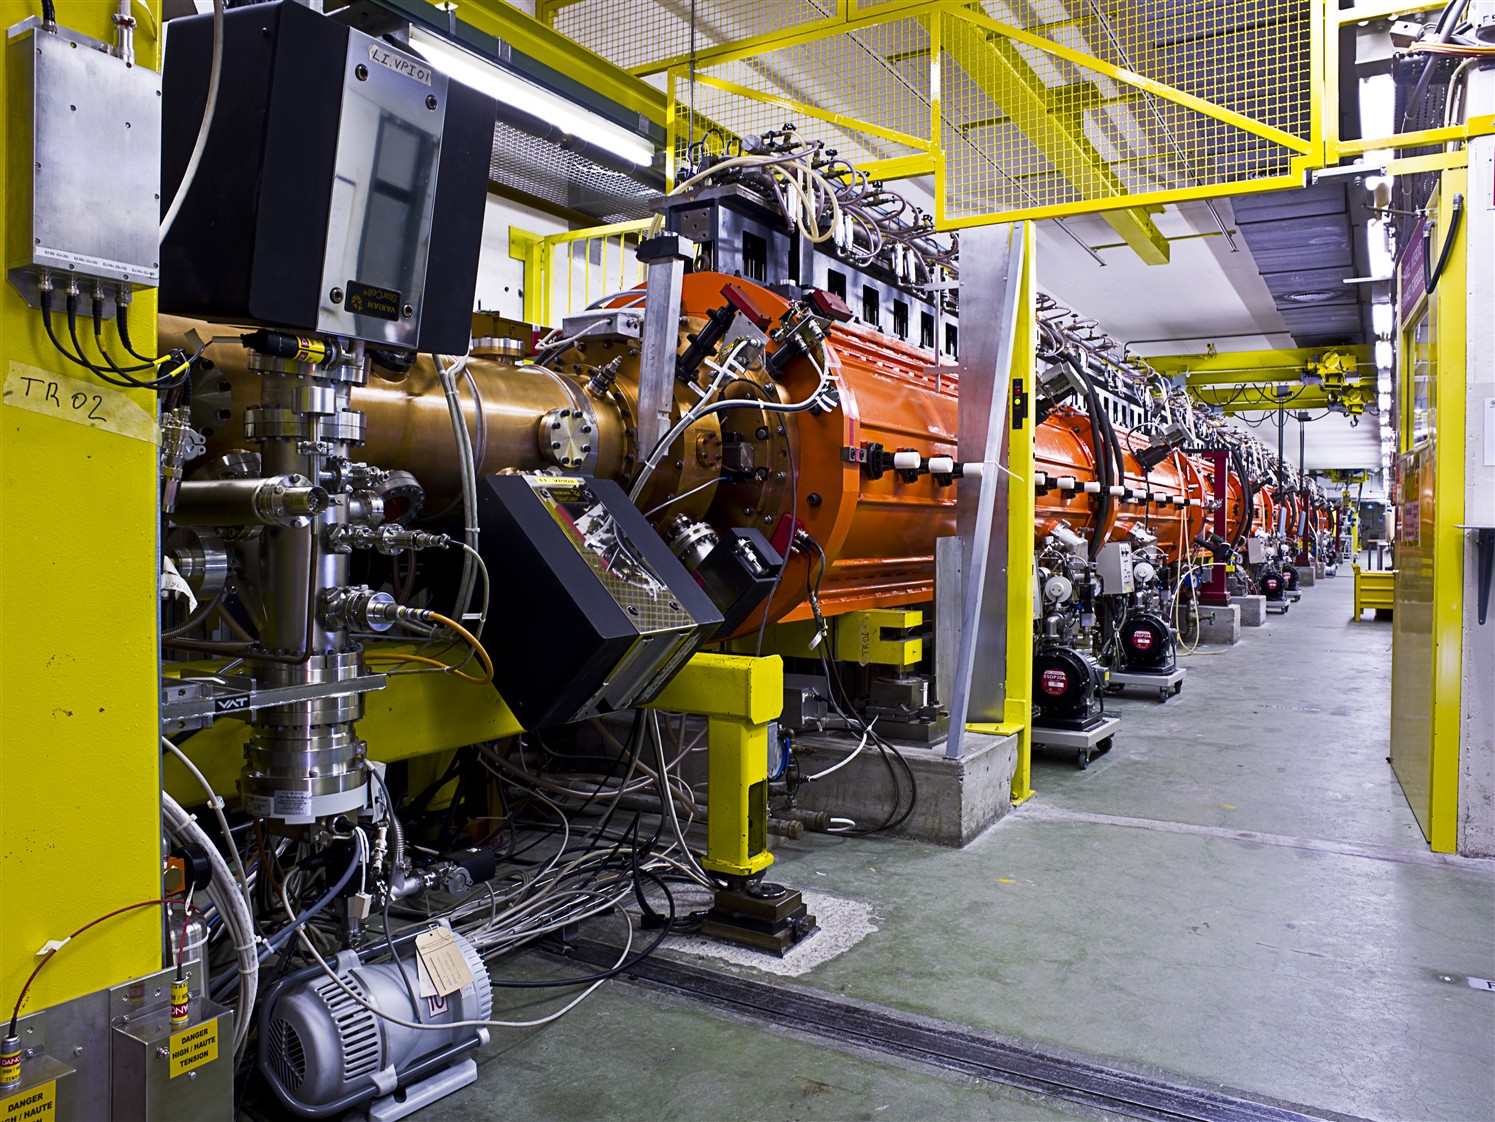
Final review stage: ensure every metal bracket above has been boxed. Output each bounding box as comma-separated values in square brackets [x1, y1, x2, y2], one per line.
[161, 673, 388, 734]
[946, 223, 1028, 759]
[635, 234, 697, 457]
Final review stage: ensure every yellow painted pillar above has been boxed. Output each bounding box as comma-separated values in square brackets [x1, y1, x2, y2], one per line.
[646, 653, 782, 878]
[0, 1, 165, 1013]
[1004, 221, 1037, 803]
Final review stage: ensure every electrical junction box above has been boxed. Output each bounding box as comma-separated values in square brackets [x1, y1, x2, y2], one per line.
[109, 970, 232, 1122]
[0, 1051, 76, 1122]
[1096, 541, 1134, 595]
[159, 0, 496, 354]
[477, 474, 723, 729]
[5, 18, 161, 310]
[1247, 537, 1267, 564]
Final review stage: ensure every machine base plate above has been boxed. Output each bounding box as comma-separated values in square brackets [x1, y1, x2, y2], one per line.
[1105, 667, 1186, 701]
[702, 883, 818, 956]
[1032, 715, 1121, 769]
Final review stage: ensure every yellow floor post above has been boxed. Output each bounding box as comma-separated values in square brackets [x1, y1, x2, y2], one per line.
[646, 652, 782, 878]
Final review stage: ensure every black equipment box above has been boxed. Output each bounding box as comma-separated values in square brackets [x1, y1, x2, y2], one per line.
[159, 0, 494, 354]
[477, 475, 723, 729]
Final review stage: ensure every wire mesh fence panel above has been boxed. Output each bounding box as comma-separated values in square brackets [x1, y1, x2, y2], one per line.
[548, 0, 837, 74]
[671, 17, 935, 176]
[938, 1, 1314, 226]
[551, 1, 1324, 229]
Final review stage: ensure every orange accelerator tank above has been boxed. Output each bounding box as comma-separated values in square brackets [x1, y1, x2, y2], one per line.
[1252, 485, 1276, 538]
[691, 273, 960, 629]
[1034, 407, 1208, 564]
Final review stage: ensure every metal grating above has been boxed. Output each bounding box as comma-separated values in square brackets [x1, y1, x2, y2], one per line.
[674, 18, 933, 174]
[938, 2, 1313, 225]
[548, 1, 1318, 230]
[550, 0, 834, 75]
[488, 120, 660, 222]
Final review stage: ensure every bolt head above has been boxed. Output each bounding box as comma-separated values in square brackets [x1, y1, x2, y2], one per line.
[426, 94, 439, 110]
[330, 287, 344, 304]
[355, 64, 369, 81]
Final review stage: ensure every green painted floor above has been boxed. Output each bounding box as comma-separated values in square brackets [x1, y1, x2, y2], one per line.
[425, 570, 1495, 1122]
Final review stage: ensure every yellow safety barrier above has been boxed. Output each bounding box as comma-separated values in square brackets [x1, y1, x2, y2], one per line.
[509, 219, 653, 326]
[1352, 563, 1396, 621]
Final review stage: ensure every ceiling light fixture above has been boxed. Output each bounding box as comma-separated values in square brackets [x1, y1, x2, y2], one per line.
[408, 28, 656, 167]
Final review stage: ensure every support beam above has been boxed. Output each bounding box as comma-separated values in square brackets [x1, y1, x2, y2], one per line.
[1151, 346, 1373, 380]
[940, 16, 1170, 265]
[646, 653, 783, 879]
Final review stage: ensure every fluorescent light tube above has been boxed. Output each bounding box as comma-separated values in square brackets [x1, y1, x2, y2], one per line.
[409, 28, 655, 166]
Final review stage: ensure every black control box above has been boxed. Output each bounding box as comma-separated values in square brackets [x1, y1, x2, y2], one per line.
[160, 1, 495, 354]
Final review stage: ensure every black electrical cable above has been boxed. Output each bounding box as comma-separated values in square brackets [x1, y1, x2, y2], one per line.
[1424, 191, 1464, 296]
[115, 297, 158, 365]
[802, 535, 917, 835]
[1401, 0, 1467, 134]
[1229, 446, 1253, 548]
[383, 888, 422, 1014]
[38, 0, 55, 25]
[1061, 353, 1114, 559]
[41, 288, 188, 391]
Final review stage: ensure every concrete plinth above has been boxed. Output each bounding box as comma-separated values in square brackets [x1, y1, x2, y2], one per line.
[1296, 565, 1316, 587]
[1235, 595, 1267, 627]
[1315, 561, 1326, 578]
[788, 730, 1018, 846]
[1196, 602, 1241, 644]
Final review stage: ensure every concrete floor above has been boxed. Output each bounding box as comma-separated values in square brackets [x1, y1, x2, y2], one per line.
[422, 570, 1495, 1122]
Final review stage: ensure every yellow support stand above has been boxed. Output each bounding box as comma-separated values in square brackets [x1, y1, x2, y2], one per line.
[646, 652, 782, 878]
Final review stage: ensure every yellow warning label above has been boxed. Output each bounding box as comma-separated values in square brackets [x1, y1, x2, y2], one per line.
[2, 1080, 56, 1121]
[169, 1019, 218, 1078]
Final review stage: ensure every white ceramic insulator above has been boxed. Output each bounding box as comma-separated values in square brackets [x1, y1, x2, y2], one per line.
[1058, 477, 1077, 491]
[1083, 481, 1101, 493]
[928, 456, 954, 474]
[1109, 485, 1125, 496]
[963, 462, 986, 479]
[892, 451, 922, 470]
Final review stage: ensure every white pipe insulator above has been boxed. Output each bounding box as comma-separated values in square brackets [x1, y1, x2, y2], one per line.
[1083, 481, 1101, 493]
[928, 456, 955, 474]
[1109, 485, 1126, 497]
[1033, 471, 1047, 486]
[892, 451, 922, 470]
[1058, 477, 1077, 491]
[962, 462, 986, 479]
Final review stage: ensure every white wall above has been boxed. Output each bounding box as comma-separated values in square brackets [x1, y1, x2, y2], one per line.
[1224, 409, 1384, 471]
[472, 193, 648, 326]
[473, 193, 569, 321]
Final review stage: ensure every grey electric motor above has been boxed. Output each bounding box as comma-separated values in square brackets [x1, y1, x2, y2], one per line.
[260, 925, 492, 1118]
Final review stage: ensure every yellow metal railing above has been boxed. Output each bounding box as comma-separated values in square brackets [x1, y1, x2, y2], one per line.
[538, 1, 1495, 247]
[508, 219, 653, 327]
